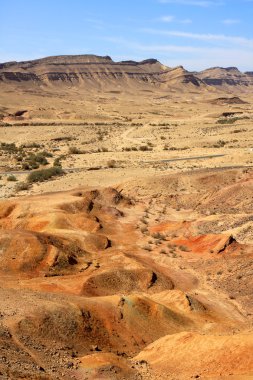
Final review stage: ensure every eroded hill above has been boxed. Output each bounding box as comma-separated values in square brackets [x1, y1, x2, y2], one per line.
[0, 168, 253, 379]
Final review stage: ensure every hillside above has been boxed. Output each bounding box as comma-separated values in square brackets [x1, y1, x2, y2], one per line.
[1, 55, 252, 91]
[1, 53, 253, 379]
[0, 169, 253, 379]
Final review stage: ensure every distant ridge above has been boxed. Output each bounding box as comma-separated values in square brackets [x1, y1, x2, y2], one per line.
[0, 54, 252, 90]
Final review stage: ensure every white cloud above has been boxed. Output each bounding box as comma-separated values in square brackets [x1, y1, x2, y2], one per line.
[158, 0, 222, 7]
[159, 15, 175, 22]
[222, 19, 241, 25]
[102, 35, 253, 71]
[180, 19, 193, 24]
[138, 44, 200, 53]
[136, 44, 253, 71]
[141, 29, 253, 48]
[158, 15, 192, 23]
[161, 48, 253, 71]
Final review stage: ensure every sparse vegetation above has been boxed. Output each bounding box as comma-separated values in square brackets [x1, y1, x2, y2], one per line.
[0, 142, 18, 153]
[216, 116, 249, 125]
[7, 174, 17, 182]
[107, 159, 116, 168]
[53, 155, 65, 167]
[69, 146, 82, 154]
[139, 145, 153, 151]
[21, 151, 52, 170]
[27, 166, 64, 183]
[152, 232, 166, 240]
[15, 182, 30, 191]
[21, 142, 42, 148]
[212, 140, 227, 148]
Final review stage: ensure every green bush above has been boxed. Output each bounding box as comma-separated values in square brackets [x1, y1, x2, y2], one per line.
[27, 166, 64, 183]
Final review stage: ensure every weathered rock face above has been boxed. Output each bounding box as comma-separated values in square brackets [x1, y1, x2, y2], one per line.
[0, 54, 204, 90]
[0, 71, 39, 82]
[0, 54, 167, 87]
[1, 55, 252, 91]
[198, 66, 253, 87]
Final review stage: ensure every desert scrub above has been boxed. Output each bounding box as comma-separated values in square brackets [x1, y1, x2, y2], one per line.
[212, 140, 227, 148]
[7, 174, 17, 182]
[107, 160, 116, 168]
[122, 146, 137, 151]
[139, 145, 153, 151]
[53, 158, 62, 167]
[216, 117, 249, 125]
[152, 232, 166, 241]
[15, 182, 30, 191]
[27, 166, 64, 183]
[0, 142, 18, 153]
[21, 151, 52, 170]
[69, 146, 82, 154]
[21, 142, 42, 148]
[53, 155, 65, 167]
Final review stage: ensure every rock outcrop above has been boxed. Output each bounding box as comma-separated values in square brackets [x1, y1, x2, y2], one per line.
[1, 55, 252, 91]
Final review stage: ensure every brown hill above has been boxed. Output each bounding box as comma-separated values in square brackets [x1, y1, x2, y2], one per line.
[1, 55, 252, 92]
[135, 332, 253, 379]
[1, 55, 253, 123]
[0, 55, 206, 90]
[0, 167, 253, 379]
[198, 66, 253, 88]
[0, 55, 169, 89]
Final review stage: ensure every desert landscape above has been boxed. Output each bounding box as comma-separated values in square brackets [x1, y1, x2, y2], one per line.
[0, 54, 253, 379]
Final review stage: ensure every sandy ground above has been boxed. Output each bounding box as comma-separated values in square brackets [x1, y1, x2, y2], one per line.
[0, 68, 253, 379]
[1, 88, 253, 198]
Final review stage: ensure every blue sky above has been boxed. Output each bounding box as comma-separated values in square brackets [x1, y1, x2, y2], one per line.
[1, 0, 253, 71]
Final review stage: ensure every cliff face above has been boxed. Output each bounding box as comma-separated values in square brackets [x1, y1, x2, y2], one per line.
[0, 55, 252, 90]
[0, 54, 204, 89]
[198, 67, 253, 87]
[0, 72, 39, 82]
[159, 66, 204, 88]
[0, 55, 165, 86]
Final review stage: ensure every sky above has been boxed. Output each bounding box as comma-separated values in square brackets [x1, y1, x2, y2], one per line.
[1, 0, 253, 71]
